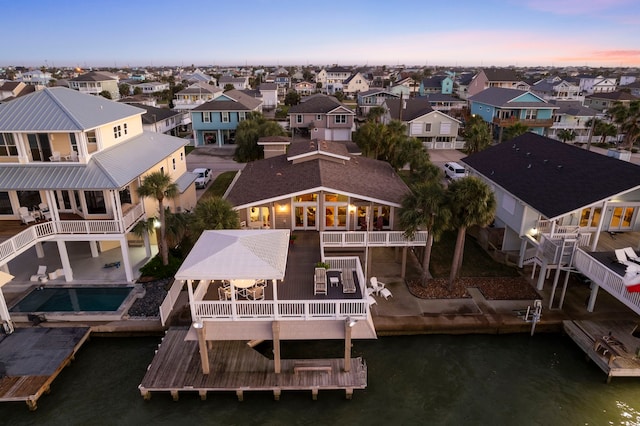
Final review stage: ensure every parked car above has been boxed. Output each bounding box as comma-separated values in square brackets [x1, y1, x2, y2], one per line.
[193, 168, 211, 189]
[443, 162, 467, 180]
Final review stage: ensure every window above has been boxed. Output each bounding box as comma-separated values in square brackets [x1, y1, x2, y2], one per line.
[440, 122, 451, 134]
[425, 123, 432, 132]
[0, 192, 11, 215]
[296, 115, 303, 124]
[70, 133, 78, 153]
[123, 123, 128, 135]
[525, 109, 536, 120]
[84, 191, 106, 214]
[334, 115, 346, 124]
[0, 134, 18, 156]
[172, 158, 176, 170]
[114, 125, 122, 139]
[87, 130, 97, 144]
[239, 112, 246, 122]
[180, 152, 184, 161]
[222, 112, 229, 123]
[316, 114, 322, 121]
[202, 112, 211, 123]
[119, 187, 132, 205]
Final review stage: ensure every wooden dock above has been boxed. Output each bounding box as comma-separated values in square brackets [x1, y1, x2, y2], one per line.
[563, 319, 640, 383]
[0, 326, 91, 410]
[139, 328, 367, 401]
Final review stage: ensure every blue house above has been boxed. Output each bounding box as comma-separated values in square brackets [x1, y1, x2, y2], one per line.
[419, 75, 454, 96]
[467, 87, 557, 143]
[191, 90, 262, 146]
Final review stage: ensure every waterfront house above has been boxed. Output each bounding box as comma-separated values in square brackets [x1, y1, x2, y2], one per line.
[468, 87, 556, 142]
[462, 132, 640, 314]
[382, 98, 462, 149]
[0, 87, 196, 282]
[191, 90, 262, 146]
[288, 94, 355, 141]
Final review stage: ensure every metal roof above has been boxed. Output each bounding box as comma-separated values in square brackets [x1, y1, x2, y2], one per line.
[175, 172, 197, 193]
[0, 132, 187, 190]
[0, 87, 145, 132]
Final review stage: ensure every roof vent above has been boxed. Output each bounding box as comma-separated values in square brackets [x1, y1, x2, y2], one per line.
[543, 159, 549, 164]
[527, 164, 532, 169]
[515, 148, 520, 151]
[526, 152, 531, 156]
[557, 165, 563, 170]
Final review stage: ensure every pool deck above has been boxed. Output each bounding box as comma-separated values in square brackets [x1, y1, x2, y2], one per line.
[0, 326, 91, 410]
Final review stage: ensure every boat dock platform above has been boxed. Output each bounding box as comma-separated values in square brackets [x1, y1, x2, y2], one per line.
[563, 319, 640, 383]
[138, 328, 367, 401]
[0, 326, 91, 410]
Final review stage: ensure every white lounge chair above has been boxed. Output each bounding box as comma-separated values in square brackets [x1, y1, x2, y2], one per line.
[369, 277, 386, 295]
[624, 247, 640, 263]
[38, 203, 52, 221]
[30, 265, 48, 282]
[19, 207, 36, 225]
[380, 287, 393, 300]
[314, 267, 327, 295]
[615, 249, 640, 273]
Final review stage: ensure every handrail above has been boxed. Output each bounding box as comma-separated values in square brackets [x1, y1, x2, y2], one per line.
[321, 231, 428, 247]
[574, 249, 640, 316]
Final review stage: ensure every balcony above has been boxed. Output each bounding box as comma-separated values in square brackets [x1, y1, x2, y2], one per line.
[492, 116, 554, 127]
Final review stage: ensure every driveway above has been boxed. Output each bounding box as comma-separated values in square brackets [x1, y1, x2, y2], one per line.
[185, 145, 246, 198]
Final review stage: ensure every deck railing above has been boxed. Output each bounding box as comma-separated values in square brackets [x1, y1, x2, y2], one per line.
[573, 249, 640, 316]
[321, 231, 428, 247]
[0, 212, 144, 265]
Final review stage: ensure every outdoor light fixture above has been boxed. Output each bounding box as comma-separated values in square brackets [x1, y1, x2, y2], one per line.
[346, 317, 357, 328]
[193, 320, 204, 329]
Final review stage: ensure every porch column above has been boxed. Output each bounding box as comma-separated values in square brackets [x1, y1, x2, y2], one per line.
[591, 201, 608, 252]
[587, 283, 599, 312]
[143, 232, 152, 258]
[518, 237, 528, 268]
[344, 319, 352, 372]
[401, 247, 407, 279]
[45, 191, 59, 221]
[536, 261, 547, 291]
[196, 323, 210, 374]
[272, 279, 279, 317]
[119, 237, 134, 282]
[89, 241, 99, 258]
[57, 240, 73, 282]
[272, 321, 281, 374]
[35, 242, 45, 259]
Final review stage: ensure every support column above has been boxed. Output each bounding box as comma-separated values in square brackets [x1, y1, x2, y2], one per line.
[272, 321, 281, 374]
[143, 232, 152, 258]
[587, 283, 599, 312]
[89, 241, 99, 258]
[35, 242, 45, 258]
[536, 261, 547, 291]
[344, 320, 352, 372]
[401, 247, 407, 279]
[57, 240, 73, 282]
[119, 237, 133, 282]
[197, 324, 210, 374]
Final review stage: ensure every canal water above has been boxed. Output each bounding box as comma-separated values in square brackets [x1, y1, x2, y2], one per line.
[3, 333, 640, 425]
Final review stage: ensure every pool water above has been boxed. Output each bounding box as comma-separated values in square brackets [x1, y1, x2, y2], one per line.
[10, 286, 133, 312]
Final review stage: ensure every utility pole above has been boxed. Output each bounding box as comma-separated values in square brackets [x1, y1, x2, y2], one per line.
[586, 114, 596, 151]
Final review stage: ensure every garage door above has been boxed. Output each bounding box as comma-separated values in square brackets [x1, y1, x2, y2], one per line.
[331, 129, 351, 141]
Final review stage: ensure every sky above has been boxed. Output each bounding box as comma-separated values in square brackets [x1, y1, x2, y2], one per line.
[2, 0, 639, 69]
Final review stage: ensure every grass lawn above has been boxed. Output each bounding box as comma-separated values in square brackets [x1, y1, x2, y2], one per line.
[429, 230, 519, 278]
[184, 146, 196, 155]
[201, 171, 237, 198]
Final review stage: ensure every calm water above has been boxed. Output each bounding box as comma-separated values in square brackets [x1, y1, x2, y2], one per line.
[10, 287, 132, 312]
[3, 333, 640, 425]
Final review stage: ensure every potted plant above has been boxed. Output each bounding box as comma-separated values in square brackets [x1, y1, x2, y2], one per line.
[315, 261, 330, 269]
[289, 234, 297, 245]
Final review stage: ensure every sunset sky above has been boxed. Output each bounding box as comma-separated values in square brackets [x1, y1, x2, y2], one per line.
[3, 0, 639, 68]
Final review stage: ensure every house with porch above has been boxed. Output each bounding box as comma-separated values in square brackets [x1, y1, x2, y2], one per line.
[381, 98, 462, 149]
[172, 82, 223, 113]
[462, 133, 640, 315]
[419, 75, 454, 96]
[467, 68, 529, 97]
[583, 91, 639, 113]
[191, 90, 262, 146]
[288, 95, 355, 141]
[546, 100, 602, 144]
[530, 77, 583, 102]
[357, 89, 399, 117]
[0, 87, 196, 283]
[68, 71, 120, 100]
[342, 72, 370, 98]
[468, 87, 556, 143]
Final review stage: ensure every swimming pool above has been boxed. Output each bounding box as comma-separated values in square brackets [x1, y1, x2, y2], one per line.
[10, 286, 134, 313]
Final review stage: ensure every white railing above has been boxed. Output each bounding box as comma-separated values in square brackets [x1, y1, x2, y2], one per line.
[0, 217, 138, 265]
[325, 256, 367, 296]
[160, 279, 184, 326]
[321, 231, 428, 247]
[424, 140, 466, 150]
[194, 299, 368, 321]
[574, 249, 640, 315]
[123, 203, 145, 231]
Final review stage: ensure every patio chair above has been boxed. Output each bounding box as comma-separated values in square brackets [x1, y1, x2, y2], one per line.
[30, 265, 48, 282]
[19, 206, 36, 225]
[218, 286, 231, 300]
[369, 277, 386, 295]
[615, 249, 640, 273]
[38, 203, 52, 221]
[314, 267, 327, 295]
[380, 287, 393, 300]
[623, 247, 640, 263]
[49, 151, 61, 162]
[247, 285, 264, 301]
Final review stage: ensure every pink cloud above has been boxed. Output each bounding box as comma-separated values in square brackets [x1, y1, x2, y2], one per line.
[524, 0, 634, 15]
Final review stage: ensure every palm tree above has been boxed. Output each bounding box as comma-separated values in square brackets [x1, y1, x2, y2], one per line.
[234, 112, 286, 162]
[557, 129, 576, 144]
[502, 122, 529, 142]
[446, 177, 496, 289]
[136, 172, 178, 266]
[399, 181, 451, 286]
[464, 115, 492, 154]
[190, 197, 240, 240]
[366, 106, 386, 123]
[608, 100, 640, 150]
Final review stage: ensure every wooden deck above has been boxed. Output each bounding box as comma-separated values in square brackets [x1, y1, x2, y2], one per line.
[139, 328, 367, 401]
[0, 326, 91, 410]
[563, 319, 640, 383]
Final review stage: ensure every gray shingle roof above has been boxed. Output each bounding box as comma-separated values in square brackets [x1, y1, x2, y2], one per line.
[226, 141, 408, 207]
[69, 71, 118, 82]
[461, 133, 640, 219]
[0, 87, 144, 132]
[127, 103, 181, 124]
[385, 98, 433, 121]
[289, 95, 346, 114]
[468, 87, 554, 109]
[481, 68, 520, 82]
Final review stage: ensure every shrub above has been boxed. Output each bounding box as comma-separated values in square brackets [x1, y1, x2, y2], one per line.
[139, 253, 183, 279]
